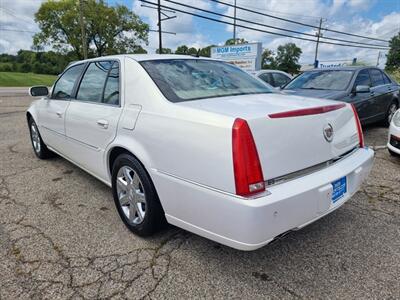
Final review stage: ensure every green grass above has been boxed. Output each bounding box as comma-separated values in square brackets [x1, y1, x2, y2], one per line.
[387, 69, 400, 83]
[0, 72, 57, 87]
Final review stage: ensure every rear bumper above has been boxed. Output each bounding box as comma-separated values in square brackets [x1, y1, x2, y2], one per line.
[154, 147, 374, 251]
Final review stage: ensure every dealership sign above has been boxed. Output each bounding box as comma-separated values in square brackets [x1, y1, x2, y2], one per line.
[317, 58, 357, 68]
[211, 43, 262, 72]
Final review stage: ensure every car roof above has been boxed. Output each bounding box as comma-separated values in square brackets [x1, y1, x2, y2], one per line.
[305, 66, 378, 72]
[69, 54, 217, 66]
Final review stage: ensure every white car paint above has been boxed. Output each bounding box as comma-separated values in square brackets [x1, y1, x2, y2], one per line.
[388, 109, 400, 155]
[27, 54, 374, 250]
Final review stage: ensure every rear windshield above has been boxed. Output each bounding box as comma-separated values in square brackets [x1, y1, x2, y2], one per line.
[140, 59, 272, 102]
[285, 70, 354, 91]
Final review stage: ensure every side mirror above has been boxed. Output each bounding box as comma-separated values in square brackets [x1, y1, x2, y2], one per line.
[355, 85, 370, 93]
[29, 86, 49, 97]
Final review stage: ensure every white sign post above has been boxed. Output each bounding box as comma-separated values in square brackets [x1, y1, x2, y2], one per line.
[211, 43, 262, 73]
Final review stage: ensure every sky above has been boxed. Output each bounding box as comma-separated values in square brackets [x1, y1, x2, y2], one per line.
[0, 0, 399, 67]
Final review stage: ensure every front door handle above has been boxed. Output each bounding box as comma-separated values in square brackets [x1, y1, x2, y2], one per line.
[370, 92, 375, 96]
[97, 119, 109, 129]
[56, 111, 62, 118]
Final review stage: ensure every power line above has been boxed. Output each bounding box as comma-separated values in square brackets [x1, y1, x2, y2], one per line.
[210, 0, 390, 43]
[0, 7, 34, 25]
[140, 0, 389, 50]
[164, 0, 389, 48]
[225, 2, 322, 20]
[0, 28, 36, 34]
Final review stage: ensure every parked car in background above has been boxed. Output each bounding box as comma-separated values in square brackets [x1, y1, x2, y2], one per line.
[282, 67, 399, 126]
[256, 70, 293, 88]
[27, 55, 373, 250]
[388, 109, 400, 157]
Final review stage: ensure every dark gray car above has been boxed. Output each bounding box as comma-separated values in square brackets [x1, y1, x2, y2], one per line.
[283, 67, 399, 126]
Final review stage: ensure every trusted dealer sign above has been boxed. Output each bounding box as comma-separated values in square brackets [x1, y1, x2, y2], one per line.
[211, 42, 262, 72]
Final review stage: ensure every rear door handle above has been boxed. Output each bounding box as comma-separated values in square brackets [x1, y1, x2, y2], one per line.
[97, 119, 109, 129]
[56, 111, 62, 118]
[370, 92, 375, 96]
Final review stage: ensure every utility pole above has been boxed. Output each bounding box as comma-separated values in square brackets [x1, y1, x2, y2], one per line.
[157, 0, 162, 54]
[376, 51, 381, 67]
[233, 0, 237, 44]
[79, 0, 87, 59]
[314, 18, 323, 68]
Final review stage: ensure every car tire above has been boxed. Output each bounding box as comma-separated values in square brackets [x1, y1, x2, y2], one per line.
[28, 118, 53, 159]
[111, 153, 166, 236]
[388, 148, 400, 158]
[383, 101, 398, 127]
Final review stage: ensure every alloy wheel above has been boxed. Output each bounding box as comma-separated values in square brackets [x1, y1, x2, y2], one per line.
[30, 123, 41, 153]
[116, 166, 146, 225]
[388, 103, 397, 124]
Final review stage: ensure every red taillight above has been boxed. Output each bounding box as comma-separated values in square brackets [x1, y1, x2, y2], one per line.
[232, 118, 265, 196]
[268, 103, 346, 119]
[351, 104, 364, 148]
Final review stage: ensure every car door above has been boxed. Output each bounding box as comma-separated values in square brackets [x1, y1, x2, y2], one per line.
[64, 60, 122, 180]
[369, 68, 388, 119]
[349, 69, 374, 122]
[38, 63, 85, 152]
[381, 71, 397, 108]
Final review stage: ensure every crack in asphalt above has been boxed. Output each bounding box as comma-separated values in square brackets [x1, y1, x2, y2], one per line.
[1, 166, 191, 299]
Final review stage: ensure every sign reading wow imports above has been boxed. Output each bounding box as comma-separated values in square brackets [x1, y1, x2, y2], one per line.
[211, 42, 262, 72]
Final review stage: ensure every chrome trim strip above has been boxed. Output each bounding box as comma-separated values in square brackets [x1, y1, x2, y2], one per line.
[266, 147, 360, 187]
[153, 169, 272, 199]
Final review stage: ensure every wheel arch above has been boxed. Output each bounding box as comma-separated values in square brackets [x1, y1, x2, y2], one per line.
[107, 145, 165, 211]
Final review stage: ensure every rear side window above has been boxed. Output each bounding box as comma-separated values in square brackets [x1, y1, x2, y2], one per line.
[103, 62, 120, 105]
[52, 64, 84, 100]
[272, 73, 290, 87]
[369, 69, 384, 87]
[354, 69, 371, 87]
[77, 61, 114, 103]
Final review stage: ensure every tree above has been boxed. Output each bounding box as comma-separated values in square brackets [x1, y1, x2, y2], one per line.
[34, 0, 149, 59]
[198, 45, 215, 57]
[261, 48, 276, 69]
[187, 47, 198, 56]
[386, 32, 400, 71]
[156, 48, 172, 54]
[175, 45, 189, 55]
[274, 43, 302, 74]
[225, 38, 248, 45]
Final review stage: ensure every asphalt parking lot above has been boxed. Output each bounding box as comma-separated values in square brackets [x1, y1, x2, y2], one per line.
[0, 88, 399, 299]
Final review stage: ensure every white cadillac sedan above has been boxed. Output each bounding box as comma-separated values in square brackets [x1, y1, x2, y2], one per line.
[27, 55, 374, 250]
[388, 109, 400, 157]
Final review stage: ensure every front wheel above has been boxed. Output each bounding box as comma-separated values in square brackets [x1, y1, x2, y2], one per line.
[383, 101, 398, 127]
[28, 118, 52, 159]
[111, 154, 166, 236]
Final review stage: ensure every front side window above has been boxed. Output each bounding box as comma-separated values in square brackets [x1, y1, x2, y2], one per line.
[285, 70, 354, 91]
[354, 69, 371, 87]
[382, 72, 392, 84]
[369, 69, 384, 87]
[140, 59, 272, 102]
[258, 73, 273, 85]
[52, 64, 84, 100]
[77, 61, 114, 103]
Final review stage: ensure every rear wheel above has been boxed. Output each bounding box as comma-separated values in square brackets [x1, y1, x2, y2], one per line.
[383, 101, 398, 127]
[111, 154, 166, 236]
[28, 118, 52, 159]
